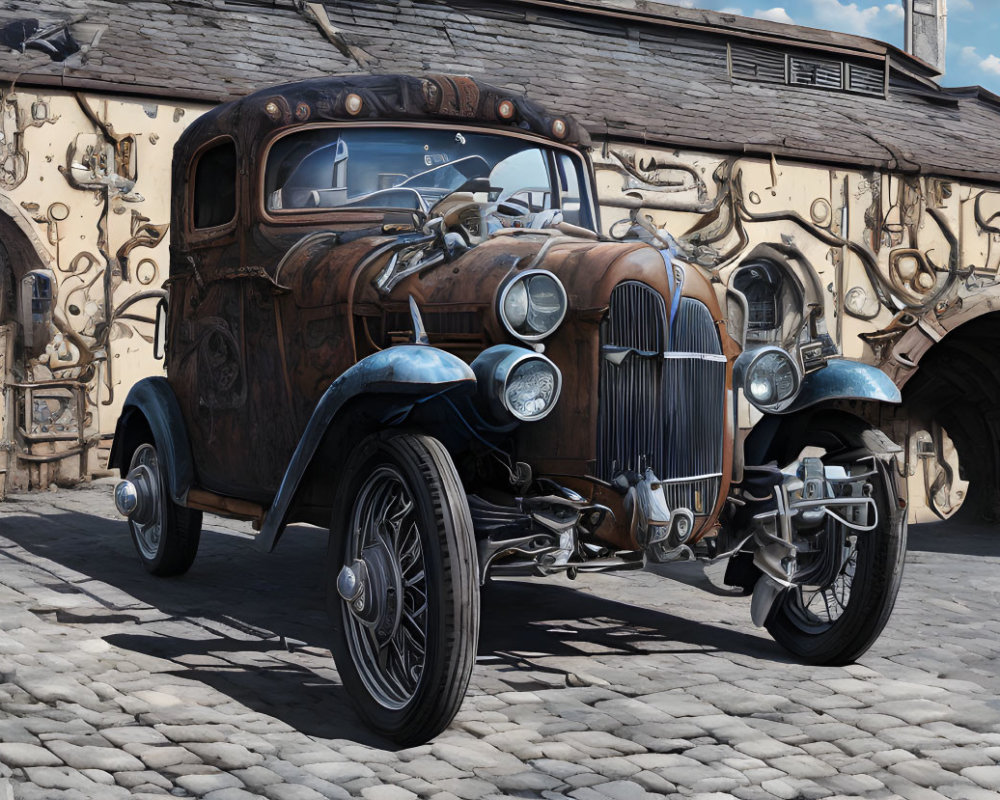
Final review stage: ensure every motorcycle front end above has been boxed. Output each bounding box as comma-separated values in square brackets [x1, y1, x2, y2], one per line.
[717, 329, 907, 665]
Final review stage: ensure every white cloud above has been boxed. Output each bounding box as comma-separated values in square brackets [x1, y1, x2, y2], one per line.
[753, 7, 795, 24]
[959, 46, 1000, 77]
[951, 0, 975, 11]
[719, 6, 745, 13]
[982, 54, 1000, 75]
[882, 2, 904, 20]
[809, 0, 884, 36]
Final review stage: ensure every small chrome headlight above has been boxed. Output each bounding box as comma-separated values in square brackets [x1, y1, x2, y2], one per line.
[735, 346, 801, 412]
[504, 357, 559, 420]
[471, 345, 562, 422]
[498, 269, 567, 342]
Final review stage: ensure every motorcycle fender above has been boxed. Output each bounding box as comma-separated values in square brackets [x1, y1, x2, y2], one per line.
[255, 345, 476, 553]
[108, 377, 196, 506]
[780, 359, 900, 415]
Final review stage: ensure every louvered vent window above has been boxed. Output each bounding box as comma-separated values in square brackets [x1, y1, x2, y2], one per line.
[848, 63, 884, 95]
[789, 56, 843, 89]
[731, 44, 786, 83]
[729, 43, 885, 97]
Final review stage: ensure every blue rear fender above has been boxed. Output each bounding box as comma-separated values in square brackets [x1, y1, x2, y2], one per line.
[108, 377, 196, 506]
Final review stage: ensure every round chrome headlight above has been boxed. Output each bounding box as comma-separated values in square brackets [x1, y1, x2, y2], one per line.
[504, 357, 560, 420]
[737, 346, 801, 411]
[470, 345, 563, 423]
[499, 270, 567, 342]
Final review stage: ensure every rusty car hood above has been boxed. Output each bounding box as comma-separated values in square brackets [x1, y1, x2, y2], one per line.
[272, 225, 722, 359]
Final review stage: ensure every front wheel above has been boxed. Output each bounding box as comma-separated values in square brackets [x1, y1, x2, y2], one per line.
[327, 433, 479, 745]
[763, 414, 907, 666]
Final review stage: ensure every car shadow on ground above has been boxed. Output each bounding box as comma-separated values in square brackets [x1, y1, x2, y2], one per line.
[13, 508, 976, 745]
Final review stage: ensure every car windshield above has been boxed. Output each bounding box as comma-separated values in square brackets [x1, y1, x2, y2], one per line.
[264, 126, 593, 228]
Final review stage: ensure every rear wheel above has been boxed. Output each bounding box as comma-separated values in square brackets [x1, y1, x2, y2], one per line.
[764, 414, 907, 665]
[327, 433, 479, 745]
[125, 443, 202, 576]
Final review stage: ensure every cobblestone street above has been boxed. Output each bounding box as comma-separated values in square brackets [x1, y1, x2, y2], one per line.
[0, 481, 999, 800]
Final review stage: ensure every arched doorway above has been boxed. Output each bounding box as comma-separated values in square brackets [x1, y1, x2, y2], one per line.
[902, 311, 1000, 522]
[0, 206, 79, 496]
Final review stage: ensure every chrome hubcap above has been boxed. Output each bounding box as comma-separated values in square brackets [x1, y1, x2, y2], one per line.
[114, 479, 139, 516]
[342, 465, 428, 710]
[127, 444, 164, 561]
[117, 463, 157, 523]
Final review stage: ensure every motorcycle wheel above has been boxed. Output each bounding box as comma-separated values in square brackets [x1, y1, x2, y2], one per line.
[125, 442, 202, 576]
[764, 413, 907, 666]
[327, 433, 479, 745]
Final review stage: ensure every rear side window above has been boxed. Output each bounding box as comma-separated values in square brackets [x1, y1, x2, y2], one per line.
[193, 140, 237, 229]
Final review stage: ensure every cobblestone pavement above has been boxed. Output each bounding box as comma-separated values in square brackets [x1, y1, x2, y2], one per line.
[1, 481, 999, 800]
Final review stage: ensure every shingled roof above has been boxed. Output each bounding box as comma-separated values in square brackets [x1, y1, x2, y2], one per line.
[2, 0, 1000, 185]
[0, 0, 356, 101]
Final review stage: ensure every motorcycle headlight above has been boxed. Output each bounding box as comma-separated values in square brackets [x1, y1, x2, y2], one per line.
[471, 345, 562, 422]
[499, 270, 567, 342]
[736, 346, 801, 412]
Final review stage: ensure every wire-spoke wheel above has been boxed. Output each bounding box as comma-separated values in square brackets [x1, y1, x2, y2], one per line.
[344, 465, 429, 709]
[124, 443, 202, 576]
[327, 433, 479, 745]
[785, 535, 858, 632]
[763, 412, 907, 665]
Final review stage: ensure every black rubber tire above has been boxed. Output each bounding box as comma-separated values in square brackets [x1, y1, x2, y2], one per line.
[763, 413, 907, 666]
[125, 443, 202, 577]
[326, 433, 479, 746]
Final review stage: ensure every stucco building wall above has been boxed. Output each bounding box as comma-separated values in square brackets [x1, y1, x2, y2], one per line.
[0, 87, 209, 495]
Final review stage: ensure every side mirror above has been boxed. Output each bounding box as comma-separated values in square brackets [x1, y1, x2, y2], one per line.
[153, 297, 168, 360]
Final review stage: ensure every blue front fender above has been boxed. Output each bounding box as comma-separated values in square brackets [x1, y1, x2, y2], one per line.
[256, 345, 476, 552]
[780, 359, 900, 414]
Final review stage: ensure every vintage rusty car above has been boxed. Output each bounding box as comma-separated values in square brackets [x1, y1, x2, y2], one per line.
[110, 74, 906, 744]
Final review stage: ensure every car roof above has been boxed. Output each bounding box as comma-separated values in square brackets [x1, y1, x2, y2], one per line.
[173, 73, 591, 166]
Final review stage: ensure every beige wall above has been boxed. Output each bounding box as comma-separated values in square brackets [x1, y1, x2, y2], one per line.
[0, 86, 209, 492]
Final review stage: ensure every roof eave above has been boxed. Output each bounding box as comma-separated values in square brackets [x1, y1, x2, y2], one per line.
[501, 0, 939, 73]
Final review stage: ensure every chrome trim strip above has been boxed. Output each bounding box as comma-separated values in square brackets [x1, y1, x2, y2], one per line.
[659, 472, 724, 484]
[663, 352, 728, 362]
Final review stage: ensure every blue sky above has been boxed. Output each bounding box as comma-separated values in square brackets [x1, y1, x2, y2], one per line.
[653, 0, 1000, 93]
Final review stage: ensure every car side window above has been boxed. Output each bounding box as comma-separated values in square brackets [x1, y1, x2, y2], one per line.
[193, 140, 237, 229]
[556, 152, 586, 227]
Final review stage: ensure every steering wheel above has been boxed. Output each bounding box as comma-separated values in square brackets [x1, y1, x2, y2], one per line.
[427, 193, 560, 244]
[427, 193, 489, 244]
[489, 197, 535, 230]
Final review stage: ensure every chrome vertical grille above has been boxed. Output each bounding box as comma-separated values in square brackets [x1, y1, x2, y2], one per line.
[597, 282, 666, 481]
[604, 281, 666, 352]
[598, 284, 727, 516]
